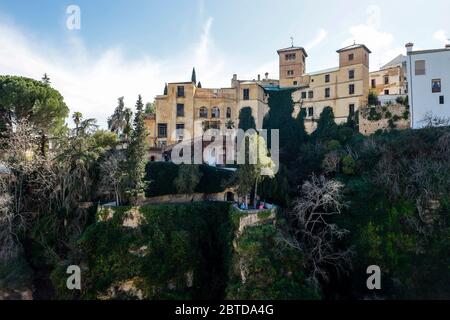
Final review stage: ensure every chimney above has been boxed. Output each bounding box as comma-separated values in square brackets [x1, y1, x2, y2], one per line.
[231, 74, 238, 88]
[405, 42, 414, 53]
[265, 72, 269, 80]
[257, 74, 261, 81]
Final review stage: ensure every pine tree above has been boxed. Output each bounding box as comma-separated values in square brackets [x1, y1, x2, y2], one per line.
[126, 95, 148, 203]
[191, 68, 197, 84]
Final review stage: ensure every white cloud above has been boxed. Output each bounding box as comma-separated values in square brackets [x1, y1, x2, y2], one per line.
[433, 29, 448, 45]
[0, 17, 228, 128]
[305, 28, 328, 51]
[343, 5, 404, 70]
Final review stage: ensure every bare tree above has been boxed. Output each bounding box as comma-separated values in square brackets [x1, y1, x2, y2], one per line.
[99, 152, 126, 206]
[322, 151, 341, 175]
[0, 119, 48, 260]
[280, 175, 353, 288]
[420, 112, 450, 128]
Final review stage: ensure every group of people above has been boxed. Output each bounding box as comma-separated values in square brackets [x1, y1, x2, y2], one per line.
[238, 199, 268, 211]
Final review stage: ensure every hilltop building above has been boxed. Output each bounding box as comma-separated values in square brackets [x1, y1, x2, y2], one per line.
[406, 42, 450, 128]
[369, 55, 407, 104]
[145, 42, 418, 156]
[288, 44, 371, 133]
[145, 68, 278, 151]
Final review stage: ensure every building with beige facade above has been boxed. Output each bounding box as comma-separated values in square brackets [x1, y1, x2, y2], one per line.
[145, 70, 278, 150]
[145, 42, 411, 152]
[369, 54, 407, 106]
[287, 44, 371, 133]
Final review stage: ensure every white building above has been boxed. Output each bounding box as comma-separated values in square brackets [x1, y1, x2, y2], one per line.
[406, 42, 450, 128]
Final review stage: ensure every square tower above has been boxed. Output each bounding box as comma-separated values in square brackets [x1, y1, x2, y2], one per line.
[278, 46, 308, 88]
[337, 44, 371, 68]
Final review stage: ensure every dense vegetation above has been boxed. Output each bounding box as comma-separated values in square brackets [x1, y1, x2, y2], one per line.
[144, 162, 233, 197]
[1, 75, 449, 300]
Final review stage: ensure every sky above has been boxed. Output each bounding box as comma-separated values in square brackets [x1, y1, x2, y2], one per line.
[0, 0, 449, 128]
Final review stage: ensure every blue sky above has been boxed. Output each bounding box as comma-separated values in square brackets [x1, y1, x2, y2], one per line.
[0, 0, 449, 127]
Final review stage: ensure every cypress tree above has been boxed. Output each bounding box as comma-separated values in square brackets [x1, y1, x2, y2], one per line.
[126, 95, 148, 203]
[164, 83, 168, 95]
[238, 107, 256, 131]
[312, 106, 338, 142]
[191, 68, 197, 84]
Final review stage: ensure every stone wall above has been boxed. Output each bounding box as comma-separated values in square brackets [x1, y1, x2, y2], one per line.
[359, 103, 410, 135]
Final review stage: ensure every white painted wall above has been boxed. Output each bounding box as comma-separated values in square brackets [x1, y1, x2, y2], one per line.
[407, 49, 450, 128]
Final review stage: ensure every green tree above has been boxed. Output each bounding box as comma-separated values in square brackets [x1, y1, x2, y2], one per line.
[191, 68, 197, 84]
[174, 165, 203, 196]
[312, 107, 338, 142]
[123, 108, 133, 141]
[72, 111, 83, 136]
[0, 75, 69, 156]
[238, 107, 256, 131]
[126, 95, 148, 203]
[108, 97, 126, 136]
[144, 102, 155, 115]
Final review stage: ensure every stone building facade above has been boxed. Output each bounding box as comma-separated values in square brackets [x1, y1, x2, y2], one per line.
[145, 72, 278, 148]
[288, 44, 371, 133]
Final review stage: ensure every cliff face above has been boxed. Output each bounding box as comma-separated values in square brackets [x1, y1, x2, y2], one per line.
[46, 202, 317, 300]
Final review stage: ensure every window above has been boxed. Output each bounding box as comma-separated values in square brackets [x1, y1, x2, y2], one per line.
[226, 107, 232, 119]
[415, 60, 426, 76]
[293, 81, 298, 86]
[199, 107, 208, 118]
[384, 89, 390, 95]
[301, 92, 307, 99]
[432, 79, 442, 93]
[325, 88, 331, 98]
[158, 124, 167, 138]
[349, 104, 355, 115]
[177, 86, 185, 97]
[349, 53, 354, 61]
[349, 84, 355, 95]
[176, 104, 184, 117]
[243, 88, 250, 100]
[440, 96, 445, 104]
[287, 70, 294, 76]
[308, 91, 314, 99]
[285, 53, 296, 60]
[325, 74, 330, 83]
[384, 76, 389, 85]
[211, 107, 220, 118]
[308, 107, 314, 117]
[371, 79, 376, 88]
[349, 70, 355, 79]
[176, 124, 185, 141]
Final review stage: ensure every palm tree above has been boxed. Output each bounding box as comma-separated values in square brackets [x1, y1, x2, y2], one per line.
[72, 112, 83, 136]
[123, 108, 133, 141]
[108, 97, 126, 135]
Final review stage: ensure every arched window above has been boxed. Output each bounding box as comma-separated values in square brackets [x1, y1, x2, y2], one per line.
[199, 107, 208, 118]
[226, 107, 232, 119]
[211, 107, 220, 118]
